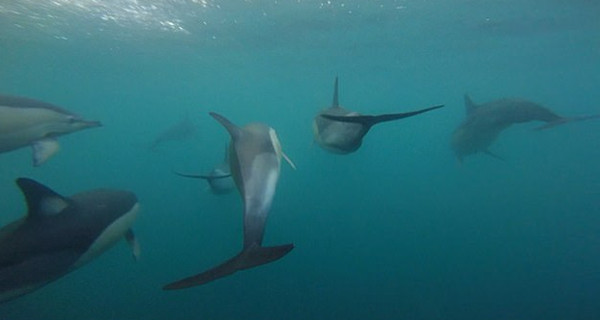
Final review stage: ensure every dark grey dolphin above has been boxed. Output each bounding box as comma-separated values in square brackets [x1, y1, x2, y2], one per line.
[451, 94, 600, 162]
[0, 178, 140, 303]
[164, 112, 295, 290]
[0, 95, 101, 166]
[313, 77, 444, 154]
[173, 146, 234, 195]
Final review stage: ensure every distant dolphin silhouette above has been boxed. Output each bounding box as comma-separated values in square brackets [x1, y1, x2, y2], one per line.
[149, 116, 197, 150]
[173, 146, 234, 195]
[0, 178, 140, 303]
[452, 94, 600, 162]
[313, 77, 444, 154]
[0, 94, 101, 166]
[164, 112, 295, 290]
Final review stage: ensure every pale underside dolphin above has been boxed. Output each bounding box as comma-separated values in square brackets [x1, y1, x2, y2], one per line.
[313, 77, 444, 154]
[164, 112, 295, 290]
[451, 94, 600, 162]
[0, 95, 101, 166]
[0, 178, 140, 303]
[173, 146, 235, 195]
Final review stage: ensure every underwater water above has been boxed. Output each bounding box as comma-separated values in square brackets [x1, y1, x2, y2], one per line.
[1, 0, 600, 319]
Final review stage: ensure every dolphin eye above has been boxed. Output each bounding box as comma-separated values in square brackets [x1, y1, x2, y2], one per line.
[67, 116, 77, 124]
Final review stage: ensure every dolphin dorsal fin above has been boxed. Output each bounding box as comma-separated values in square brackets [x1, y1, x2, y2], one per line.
[332, 76, 340, 108]
[16, 178, 70, 217]
[209, 112, 242, 140]
[464, 94, 477, 115]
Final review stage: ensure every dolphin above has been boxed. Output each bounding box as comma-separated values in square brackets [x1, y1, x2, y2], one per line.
[0, 94, 101, 166]
[0, 178, 140, 303]
[173, 146, 235, 195]
[164, 112, 295, 290]
[451, 94, 600, 162]
[149, 116, 197, 151]
[313, 77, 444, 154]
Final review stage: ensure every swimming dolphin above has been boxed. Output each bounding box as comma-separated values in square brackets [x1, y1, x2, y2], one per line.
[173, 146, 235, 195]
[0, 178, 140, 303]
[451, 94, 600, 162]
[0, 94, 101, 166]
[313, 77, 444, 154]
[164, 112, 295, 290]
[149, 116, 197, 151]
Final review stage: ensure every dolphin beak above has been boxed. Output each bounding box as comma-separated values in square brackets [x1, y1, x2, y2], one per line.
[83, 120, 102, 128]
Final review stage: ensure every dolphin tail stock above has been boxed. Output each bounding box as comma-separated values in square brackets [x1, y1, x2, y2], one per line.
[534, 114, 600, 130]
[321, 104, 444, 128]
[163, 243, 294, 290]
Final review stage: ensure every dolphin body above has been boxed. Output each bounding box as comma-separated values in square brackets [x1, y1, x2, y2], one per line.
[313, 77, 444, 154]
[0, 95, 101, 166]
[451, 94, 600, 162]
[149, 116, 197, 151]
[164, 112, 295, 290]
[173, 146, 235, 195]
[0, 178, 140, 303]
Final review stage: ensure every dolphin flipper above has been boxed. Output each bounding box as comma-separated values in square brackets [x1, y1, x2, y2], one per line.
[483, 149, 505, 161]
[163, 243, 293, 290]
[321, 105, 444, 128]
[125, 229, 140, 261]
[32, 138, 60, 167]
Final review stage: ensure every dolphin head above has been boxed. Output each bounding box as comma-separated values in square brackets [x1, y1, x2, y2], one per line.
[68, 188, 139, 268]
[42, 113, 101, 138]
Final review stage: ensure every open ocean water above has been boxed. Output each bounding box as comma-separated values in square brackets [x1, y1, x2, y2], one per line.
[1, 0, 599, 319]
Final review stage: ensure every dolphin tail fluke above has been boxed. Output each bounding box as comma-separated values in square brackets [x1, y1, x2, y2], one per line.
[535, 114, 600, 130]
[172, 170, 231, 180]
[163, 243, 293, 290]
[321, 104, 444, 128]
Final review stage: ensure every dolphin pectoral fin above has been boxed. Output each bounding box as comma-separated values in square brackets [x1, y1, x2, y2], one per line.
[321, 105, 444, 127]
[125, 229, 140, 261]
[282, 152, 296, 170]
[484, 149, 505, 161]
[32, 138, 60, 166]
[163, 243, 294, 290]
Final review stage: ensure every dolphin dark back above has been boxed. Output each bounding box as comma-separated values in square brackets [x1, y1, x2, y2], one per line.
[0, 178, 139, 303]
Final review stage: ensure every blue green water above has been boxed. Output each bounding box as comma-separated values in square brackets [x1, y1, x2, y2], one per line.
[1, 0, 600, 319]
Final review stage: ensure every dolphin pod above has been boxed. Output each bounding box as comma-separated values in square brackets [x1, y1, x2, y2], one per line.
[0, 178, 140, 303]
[452, 94, 600, 162]
[163, 112, 296, 290]
[0, 81, 597, 304]
[0, 95, 101, 166]
[313, 77, 444, 154]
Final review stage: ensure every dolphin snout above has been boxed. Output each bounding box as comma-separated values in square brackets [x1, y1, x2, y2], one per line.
[83, 120, 102, 128]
